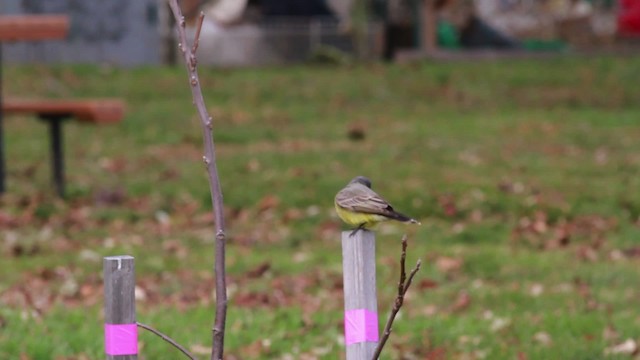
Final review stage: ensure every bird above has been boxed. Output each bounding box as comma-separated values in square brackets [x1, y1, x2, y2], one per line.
[335, 176, 420, 236]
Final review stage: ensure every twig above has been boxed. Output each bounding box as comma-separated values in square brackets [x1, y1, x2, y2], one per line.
[371, 235, 421, 360]
[167, 2, 228, 360]
[192, 12, 204, 54]
[137, 322, 197, 360]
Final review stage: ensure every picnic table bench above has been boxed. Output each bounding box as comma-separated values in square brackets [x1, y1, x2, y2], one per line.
[0, 15, 125, 197]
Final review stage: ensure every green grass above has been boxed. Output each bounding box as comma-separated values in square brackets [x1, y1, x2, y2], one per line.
[1, 56, 640, 359]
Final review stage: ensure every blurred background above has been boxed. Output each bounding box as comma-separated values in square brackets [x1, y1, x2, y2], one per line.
[1, 1, 640, 359]
[3, 0, 639, 66]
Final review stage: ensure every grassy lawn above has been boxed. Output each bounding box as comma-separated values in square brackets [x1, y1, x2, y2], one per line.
[1, 56, 640, 359]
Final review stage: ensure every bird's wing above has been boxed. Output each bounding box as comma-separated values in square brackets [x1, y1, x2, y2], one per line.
[336, 184, 394, 215]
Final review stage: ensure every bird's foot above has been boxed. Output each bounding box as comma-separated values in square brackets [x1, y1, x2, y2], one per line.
[349, 224, 366, 237]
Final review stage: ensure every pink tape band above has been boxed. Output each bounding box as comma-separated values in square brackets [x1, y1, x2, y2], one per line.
[344, 309, 379, 345]
[105, 323, 138, 355]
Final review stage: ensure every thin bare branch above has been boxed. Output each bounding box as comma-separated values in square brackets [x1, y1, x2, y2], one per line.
[167, 2, 228, 360]
[399, 235, 407, 291]
[371, 236, 421, 360]
[404, 259, 421, 294]
[192, 12, 205, 55]
[137, 322, 197, 360]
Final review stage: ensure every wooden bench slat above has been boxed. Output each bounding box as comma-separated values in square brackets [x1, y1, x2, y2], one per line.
[0, 15, 69, 41]
[3, 99, 125, 124]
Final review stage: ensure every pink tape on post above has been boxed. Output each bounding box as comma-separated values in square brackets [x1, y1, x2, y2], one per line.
[104, 323, 138, 355]
[344, 309, 379, 345]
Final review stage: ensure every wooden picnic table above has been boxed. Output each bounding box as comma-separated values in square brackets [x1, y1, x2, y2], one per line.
[0, 15, 70, 195]
[0, 15, 125, 197]
[0, 15, 69, 41]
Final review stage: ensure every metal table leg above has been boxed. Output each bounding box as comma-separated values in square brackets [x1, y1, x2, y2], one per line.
[41, 115, 67, 198]
[0, 44, 5, 194]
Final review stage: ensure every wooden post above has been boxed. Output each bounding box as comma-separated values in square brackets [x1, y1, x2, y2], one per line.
[419, 0, 437, 53]
[342, 230, 379, 359]
[104, 256, 138, 360]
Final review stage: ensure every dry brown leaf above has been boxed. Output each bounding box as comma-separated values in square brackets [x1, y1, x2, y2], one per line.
[436, 256, 464, 274]
[603, 324, 619, 342]
[162, 239, 188, 259]
[576, 246, 599, 262]
[257, 195, 280, 212]
[623, 247, 640, 258]
[190, 344, 211, 355]
[245, 262, 271, 279]
[438, 195, 458, 217]
[450, 291, 471, 313]
[425, 347, 447, 360]
[418, 278, 439, 290]
[346, 122, 366, 141]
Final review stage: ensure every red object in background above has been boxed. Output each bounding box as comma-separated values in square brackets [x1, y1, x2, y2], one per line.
[618, 0, 640, 36]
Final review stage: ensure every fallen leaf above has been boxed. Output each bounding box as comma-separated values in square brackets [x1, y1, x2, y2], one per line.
[622, 247, 640, 258]
[602, 324, 619, 342]
[283, 208, 303, 222]
[594, 147, 608, 165]
[257, 195, 280, 212]
[532, 211, 548, 234]
[418, 278, 439, 290]
[346, 122, 366, 141]
[245, 262, 271, 279]
[490, 317, 510, 332]
[574, 277, 591, 299]
[246, 158, 261, 172]
[59, 277, 79, 298]
[533, 331, 552, 346]
[162, 240, 188, 259]
[422, 304, 438, 316]
[425, 347, 447, 360]
[98, 157, 127, 173]
[94, 187, 126, 206]
[191, 344, 211, 355]
[450, 291, 471, 313]
[292, 252, 308, 263]
[604, 339, 638, 356]
[134, 286, 147, 302]
[609, 249, 624, 261]
[155, 210, 171, 227]
[78, 249, 100, 263]
[576, 245, 599, 262]
[498, 180, 525, 194]
[436, 256, 463, 274]
[529, 283, 544, 297]
[438, 195, 458, 217]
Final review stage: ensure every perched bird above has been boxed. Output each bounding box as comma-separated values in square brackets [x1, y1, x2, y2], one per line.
[335, 176, 420, 236]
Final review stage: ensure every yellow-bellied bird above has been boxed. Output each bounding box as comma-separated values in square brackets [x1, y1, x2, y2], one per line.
[335, 176, 420, 236]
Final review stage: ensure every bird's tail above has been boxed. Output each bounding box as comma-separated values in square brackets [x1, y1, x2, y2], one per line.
[387, 211, 421, 225]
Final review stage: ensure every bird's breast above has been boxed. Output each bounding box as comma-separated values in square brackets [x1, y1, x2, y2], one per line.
[334, 204, 388, 227]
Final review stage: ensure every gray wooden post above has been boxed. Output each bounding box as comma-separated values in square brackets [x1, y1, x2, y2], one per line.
[104, 256, 137, 360]
[342, 230, 379, 359]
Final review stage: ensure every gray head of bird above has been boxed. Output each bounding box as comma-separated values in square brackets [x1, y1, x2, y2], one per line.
[349, 176, 372, 188]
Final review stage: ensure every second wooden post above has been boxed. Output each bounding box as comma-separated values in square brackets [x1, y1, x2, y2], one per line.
[104, 255, 137, 360]
[342, 230, 379, 359]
